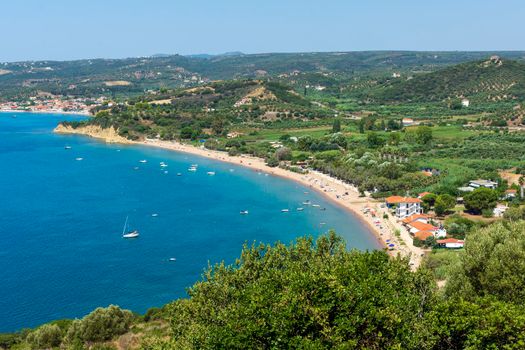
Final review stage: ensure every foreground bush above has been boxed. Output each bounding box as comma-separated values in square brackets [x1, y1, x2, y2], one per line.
[165, 231, 436, 349]
[26, 324, 62, 349]
[65, 305, 134, 344]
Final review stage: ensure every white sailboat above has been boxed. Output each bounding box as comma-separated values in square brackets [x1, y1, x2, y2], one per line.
[122, 216, 139, 238]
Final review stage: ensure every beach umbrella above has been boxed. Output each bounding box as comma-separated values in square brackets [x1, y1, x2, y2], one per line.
[388, 243, 395, 247]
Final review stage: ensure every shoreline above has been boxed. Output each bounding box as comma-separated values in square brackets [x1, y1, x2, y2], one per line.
[54, 125, 425, 267]
[0, 109, 91, 116]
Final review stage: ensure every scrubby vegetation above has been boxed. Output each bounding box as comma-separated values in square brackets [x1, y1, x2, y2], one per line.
[5, 228, 525, 349]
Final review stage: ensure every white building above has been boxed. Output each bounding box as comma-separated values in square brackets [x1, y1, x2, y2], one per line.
[469, 179, 498, 190]
[385, 196, 423, 219]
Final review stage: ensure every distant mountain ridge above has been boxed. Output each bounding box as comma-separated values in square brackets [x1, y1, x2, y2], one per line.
[1, 51, 525, 101]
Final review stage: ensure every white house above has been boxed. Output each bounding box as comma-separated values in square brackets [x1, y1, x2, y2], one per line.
[385, 196, 422, 219]
[461, 99, 470, 107]
[437, 238, 465, 249]
[469, 179, 498, 190]
[493, 204, 508, 217]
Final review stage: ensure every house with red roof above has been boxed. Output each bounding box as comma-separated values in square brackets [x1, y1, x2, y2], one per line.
[436, 238, 464, 249]
[407, 220, 447, 239]
[402, 213, 430, 225]
[385, 196, 422, 219]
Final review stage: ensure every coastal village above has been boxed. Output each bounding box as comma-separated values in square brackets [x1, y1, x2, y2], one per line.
[0, 95, 101, 114]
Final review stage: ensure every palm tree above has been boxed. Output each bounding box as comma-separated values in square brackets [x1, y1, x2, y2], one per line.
[519, 176, 525, 199]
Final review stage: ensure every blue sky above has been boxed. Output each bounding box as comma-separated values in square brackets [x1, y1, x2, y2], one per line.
[1, 0, 524, 62]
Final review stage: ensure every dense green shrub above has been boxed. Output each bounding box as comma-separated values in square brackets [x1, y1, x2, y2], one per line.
[65, 305, 134, 343]
[26, 324, 62, 349]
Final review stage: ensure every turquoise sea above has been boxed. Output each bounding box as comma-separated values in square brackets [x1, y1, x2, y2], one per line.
[0, 112, 380, 332]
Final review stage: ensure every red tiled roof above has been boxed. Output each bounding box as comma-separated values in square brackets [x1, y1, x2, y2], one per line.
[408, 221, 437, 232]
[414, 231, 434, 240]
[506, 189, 517, 193]
[437, 238, 464, 244]
[402, 214, 430, 224]
[418, 192, 433, 198]
[385, 196, 422, 204]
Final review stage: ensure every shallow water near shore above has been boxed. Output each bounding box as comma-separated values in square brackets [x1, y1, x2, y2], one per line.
[0, 112, 380, 332]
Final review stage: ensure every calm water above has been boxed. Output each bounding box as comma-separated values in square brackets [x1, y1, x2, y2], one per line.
[0, 112, 380, 332]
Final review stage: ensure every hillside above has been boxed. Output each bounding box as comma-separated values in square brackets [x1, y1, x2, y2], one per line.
[65, 80, 327, 141]
[2, 51, 525, 101]
[365, 56, 525, 103]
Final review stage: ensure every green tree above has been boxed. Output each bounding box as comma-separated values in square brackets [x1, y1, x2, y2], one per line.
[275, 147, 292, 161]
[434, 194, 456, 216]
[388, 132, 401, 145]
[416, 126, 433, 145]
[65, 305, 134, 344]
[503, 206, 524, 221]
[26, 324, 62, 349]
[358, 119, 365, 134]
[463, 187, 498, 215]
[332, 119, 341, 133]
[428, 297, 525, 349]
[166, 232, 436, 349]
[366, 132, 384, 148]
[421, 193, 437, 211]
[446, 221, 525, 303]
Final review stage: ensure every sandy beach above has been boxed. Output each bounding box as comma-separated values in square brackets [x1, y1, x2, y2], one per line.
[54, 125, 426, 268]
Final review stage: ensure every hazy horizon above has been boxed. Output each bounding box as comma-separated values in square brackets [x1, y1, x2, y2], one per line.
[1, 0, 524, 62]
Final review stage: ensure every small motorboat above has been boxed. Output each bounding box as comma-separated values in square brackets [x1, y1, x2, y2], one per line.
[64, 146, 72, 150]
[302, 200, 311, 205]
[207, 171, 215, 176]
[151, 213, 159, 217]
[281, 209, 289, 213]
[320, 222, 326, 226]
[139, 159, 147, 163]
[169, 257, 177, 262]
[160, 163, 168, 168]
[133, 166, 139, 170]
[176, 173, 182, 176]
[312, 204, 320, 208]
[75, 157, 83, 161]
[188, 167, 197, 172]
[297, 208, 304, 211]
[240, 210, 249, 215]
